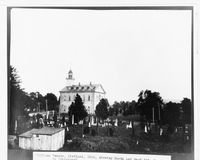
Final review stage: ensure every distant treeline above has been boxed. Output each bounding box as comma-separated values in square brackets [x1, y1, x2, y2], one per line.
[9, 66, 192, 134]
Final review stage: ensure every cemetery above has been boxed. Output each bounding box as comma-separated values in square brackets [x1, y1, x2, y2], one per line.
[59, 116, 192, 154]
[8, 102, 192, 154]
[8, 66, 192, 158]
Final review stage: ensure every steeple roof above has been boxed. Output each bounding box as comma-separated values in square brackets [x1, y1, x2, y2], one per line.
[60, 83, 106, 94]
[68, 70, 73, 74]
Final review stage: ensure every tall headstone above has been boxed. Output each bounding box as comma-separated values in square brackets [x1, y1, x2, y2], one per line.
[160, 128, 163, 136]
[72, 114, 74, 125]
[144, 125, 147, 133]
[91, 116, 94, 125]
[114, 119, 118, 127]
[14, 120, 17, 134]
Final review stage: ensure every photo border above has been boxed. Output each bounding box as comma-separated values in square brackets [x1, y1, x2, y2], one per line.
[6, 5, 194, 160]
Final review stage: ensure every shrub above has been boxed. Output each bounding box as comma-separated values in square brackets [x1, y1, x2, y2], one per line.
[65, 133, 72, 140]
[98, 137, 129, 152]
[83, 126, 90, 134]
[109, 128, 114, 137]
[68, 137, 82, 151]
[91, 129, 96, 136]
[80, 140, 98, 151]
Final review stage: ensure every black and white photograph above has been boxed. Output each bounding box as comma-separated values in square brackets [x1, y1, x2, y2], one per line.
[4, 2, 197, 160]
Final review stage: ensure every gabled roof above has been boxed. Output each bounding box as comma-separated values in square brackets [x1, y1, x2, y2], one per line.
[18, 127, 64, 138]
[60, 84, 106, 94]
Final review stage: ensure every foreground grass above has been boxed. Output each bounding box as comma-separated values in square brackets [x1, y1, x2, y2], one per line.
[60, 125, 192, 154]
[8, 124, 193, 160]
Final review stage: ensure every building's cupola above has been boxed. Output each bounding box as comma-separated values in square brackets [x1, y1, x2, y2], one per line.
[66, 69, 75, 86]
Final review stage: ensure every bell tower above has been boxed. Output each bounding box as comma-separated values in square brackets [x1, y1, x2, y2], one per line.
[66, 69, 75, 86]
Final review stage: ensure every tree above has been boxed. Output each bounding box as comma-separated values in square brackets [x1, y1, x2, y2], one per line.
[26, 92, 38, 111]
[112, 101, 121, 116]
[95, 98, 109, 135]
[68, 94, 88, 124]
[128, 100, 137, 115]
[137, 90, 163, 126]
[181, 98, 192, 124]
[120, 101, 127, 116]
[163, 102, 181, 132]
[9, 66, 29, 133]
[111, 100, 137, 117]
[23, 94, 37, 116]
[9, 66, 54, 133]
[68, 102, 75, 124]
[108, 107, 114, 117]
[36, 92, 46, 111]
[10, 66, 21, 89]
[95, 98, 109, 121]
[44, 93, 59, 112]
[29, 92, 46, 111]
[180, 98, 192, 139]
[127, 100, 137, 136]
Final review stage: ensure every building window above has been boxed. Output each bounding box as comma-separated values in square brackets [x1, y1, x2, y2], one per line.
[88, 95, 90, 101]
[69, 96, 71, 101]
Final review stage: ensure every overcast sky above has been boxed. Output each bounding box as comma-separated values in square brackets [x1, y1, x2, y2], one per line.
[10, 8, 191, 104]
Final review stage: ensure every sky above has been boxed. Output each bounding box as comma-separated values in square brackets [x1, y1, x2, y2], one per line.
[10, 8, 192, 104]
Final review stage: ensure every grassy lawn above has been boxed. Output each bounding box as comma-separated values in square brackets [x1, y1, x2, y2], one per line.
[8, 123, 193, 160]
[60, 124, 192, 154]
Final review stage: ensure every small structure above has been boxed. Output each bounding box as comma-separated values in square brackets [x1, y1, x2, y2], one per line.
[18, 127, 65, 150]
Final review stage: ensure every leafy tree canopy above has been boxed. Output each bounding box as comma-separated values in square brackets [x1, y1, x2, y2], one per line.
[44, 93, 59, 112]
[68, 94, 88, 124]
[111, 100, 137, 117]
[9, 66, 34, 133]
[181, 98, 192, 124]
[95, 98, 109, 120]
[163, 102, 181, 126]
[137, 89, 163, 123]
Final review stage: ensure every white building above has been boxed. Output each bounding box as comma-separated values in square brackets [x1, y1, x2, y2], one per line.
[18, 127, 65, 150]
[59, 70, 106, 114]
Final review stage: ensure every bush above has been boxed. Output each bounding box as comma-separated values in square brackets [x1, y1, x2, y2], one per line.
[65, 133, 72, 140]
[68, 137, 82, 151]
[98, 137, 129, 152]
[160, 133, 170, 143]
[80, 140, 98, 152]
[109, 128, 114, 137]
[83, 126, 90, 134]
[91, 129, 96, 136]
